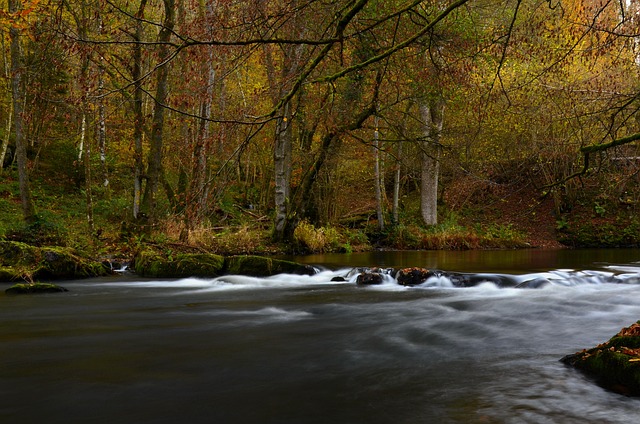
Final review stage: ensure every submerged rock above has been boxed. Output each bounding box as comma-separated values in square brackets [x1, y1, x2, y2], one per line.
[561, 321, 640, 396]
[5, 282, 68, 295]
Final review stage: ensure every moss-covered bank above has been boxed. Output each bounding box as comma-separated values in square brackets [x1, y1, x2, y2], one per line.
[133, 250, 226, 278]
[133, 248, 315, 278]
[0, 241, 109, 282]
[562, 322, 640, 396]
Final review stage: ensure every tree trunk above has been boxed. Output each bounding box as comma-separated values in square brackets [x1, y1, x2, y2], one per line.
[373, 112, 385, 231]
[392, 139, 403, 225]
[1, 35, 11, 172]
[9, 0, 36, 222]
[132, 0, 147, 220]
[273, 102, 293, 239]
[392, 102, 410, 225]
[81, 110, 94, 233]
[182, 11, 216, 240]
[419, 96, 445, 226]
[0, 109, 11, 171]
[97, 15, 108, 191]
[141, 0, 175, 221]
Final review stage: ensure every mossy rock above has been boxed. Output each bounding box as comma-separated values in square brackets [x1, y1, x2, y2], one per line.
[562, 322, 640, 396]
[134, 250, 225, 278]
[5, 282, 68, 295]
[223, 255, 316, 277]
[0, 241, 39, 267]
[36, 247, 109, 279]
[0, 241, 109, 281]
[0, 266, 20, 281]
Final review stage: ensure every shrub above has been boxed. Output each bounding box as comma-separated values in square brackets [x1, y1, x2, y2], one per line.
[294, 221, 350, 253]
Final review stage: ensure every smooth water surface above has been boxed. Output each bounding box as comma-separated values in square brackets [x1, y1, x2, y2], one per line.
[2, 249, 640, 423]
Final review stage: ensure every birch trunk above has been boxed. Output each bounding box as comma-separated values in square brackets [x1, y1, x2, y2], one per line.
[419, 97, 445, 226]
[392, 138, 403, 225]
[0, 109, 11, 171]
[81, 110, 94, 233]
[373, 113, 385, 231]
[1, 36, 11, 172]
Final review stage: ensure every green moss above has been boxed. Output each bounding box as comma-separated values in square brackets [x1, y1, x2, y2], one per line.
[134, 250, 224, 278]
[562, 322, 640, 396]
[5, 282, 68, 295]
[0, 241, 108, 281]
[0, 241, 39, 267]
[569, 349, 640, 395]
[608, 336, 640, 350]
[36, 247, 108, 279]
[224, 255, 315, 277]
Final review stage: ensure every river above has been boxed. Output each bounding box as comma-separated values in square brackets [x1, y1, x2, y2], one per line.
[2, 249, 640, 423]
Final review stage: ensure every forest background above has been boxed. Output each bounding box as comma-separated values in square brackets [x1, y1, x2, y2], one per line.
[2, 0, 640, 260]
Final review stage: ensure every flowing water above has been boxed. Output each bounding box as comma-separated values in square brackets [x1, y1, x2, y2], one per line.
[2, 249, 640, 423]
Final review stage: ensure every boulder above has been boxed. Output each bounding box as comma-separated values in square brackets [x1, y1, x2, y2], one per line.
[355, 267, 394, 285]
[356, 271, 384, 285]
[134, 250, 225, 278]
[396, 267, 433, 286]
[561, 321, 640, 396]
[223, 255, 316, 277]
[5, 282, 68, 295]
[0, 241, 109, 282]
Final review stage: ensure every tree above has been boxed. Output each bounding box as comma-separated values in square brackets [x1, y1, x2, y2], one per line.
[140, 0, 176, 222]
[8, 0, 36, 222]
[419, 94, 445, 226]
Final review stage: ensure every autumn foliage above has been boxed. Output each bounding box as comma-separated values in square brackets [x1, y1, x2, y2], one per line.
[1, 0, 640, 252]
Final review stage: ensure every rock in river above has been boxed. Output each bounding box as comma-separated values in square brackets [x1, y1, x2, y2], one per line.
[561, 321, 640, 396]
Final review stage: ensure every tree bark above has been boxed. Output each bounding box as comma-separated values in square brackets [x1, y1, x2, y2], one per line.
[9, 0, 36, 222]
[97, 26, 108, 191]
[141, 0, 175, 221]
[419, 96, 445, 226]
[132, 0, 147, 220]
[373, 112, 385, 231]
[273, 102, 293, 238]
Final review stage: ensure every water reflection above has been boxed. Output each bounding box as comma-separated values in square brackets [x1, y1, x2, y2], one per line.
[284, 248, 640, 273]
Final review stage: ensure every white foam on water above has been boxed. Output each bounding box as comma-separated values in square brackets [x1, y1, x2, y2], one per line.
[89, 264, 640, 295]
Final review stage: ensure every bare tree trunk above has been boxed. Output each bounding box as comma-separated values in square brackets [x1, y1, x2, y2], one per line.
[94, 15, 108, 192]
[9, 0, 36, 222]
[273, 102, 293, 238]
[1, 35, 11, 172]
[81, 110, 94, 233]
[141, 0, 175, 221]
[132, 0, 147, 220]
[391, 138, 402, 224]
[419, 96, 445, 226]
[392, 102, 411, 224]
[0, 109, 11, 171]
[97, 66, 108, 190]
[373, 112, 385, 231]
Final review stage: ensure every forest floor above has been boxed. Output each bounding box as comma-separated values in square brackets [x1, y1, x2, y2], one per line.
[444, 176, 566, 250]
[483, 189, 565, 249]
